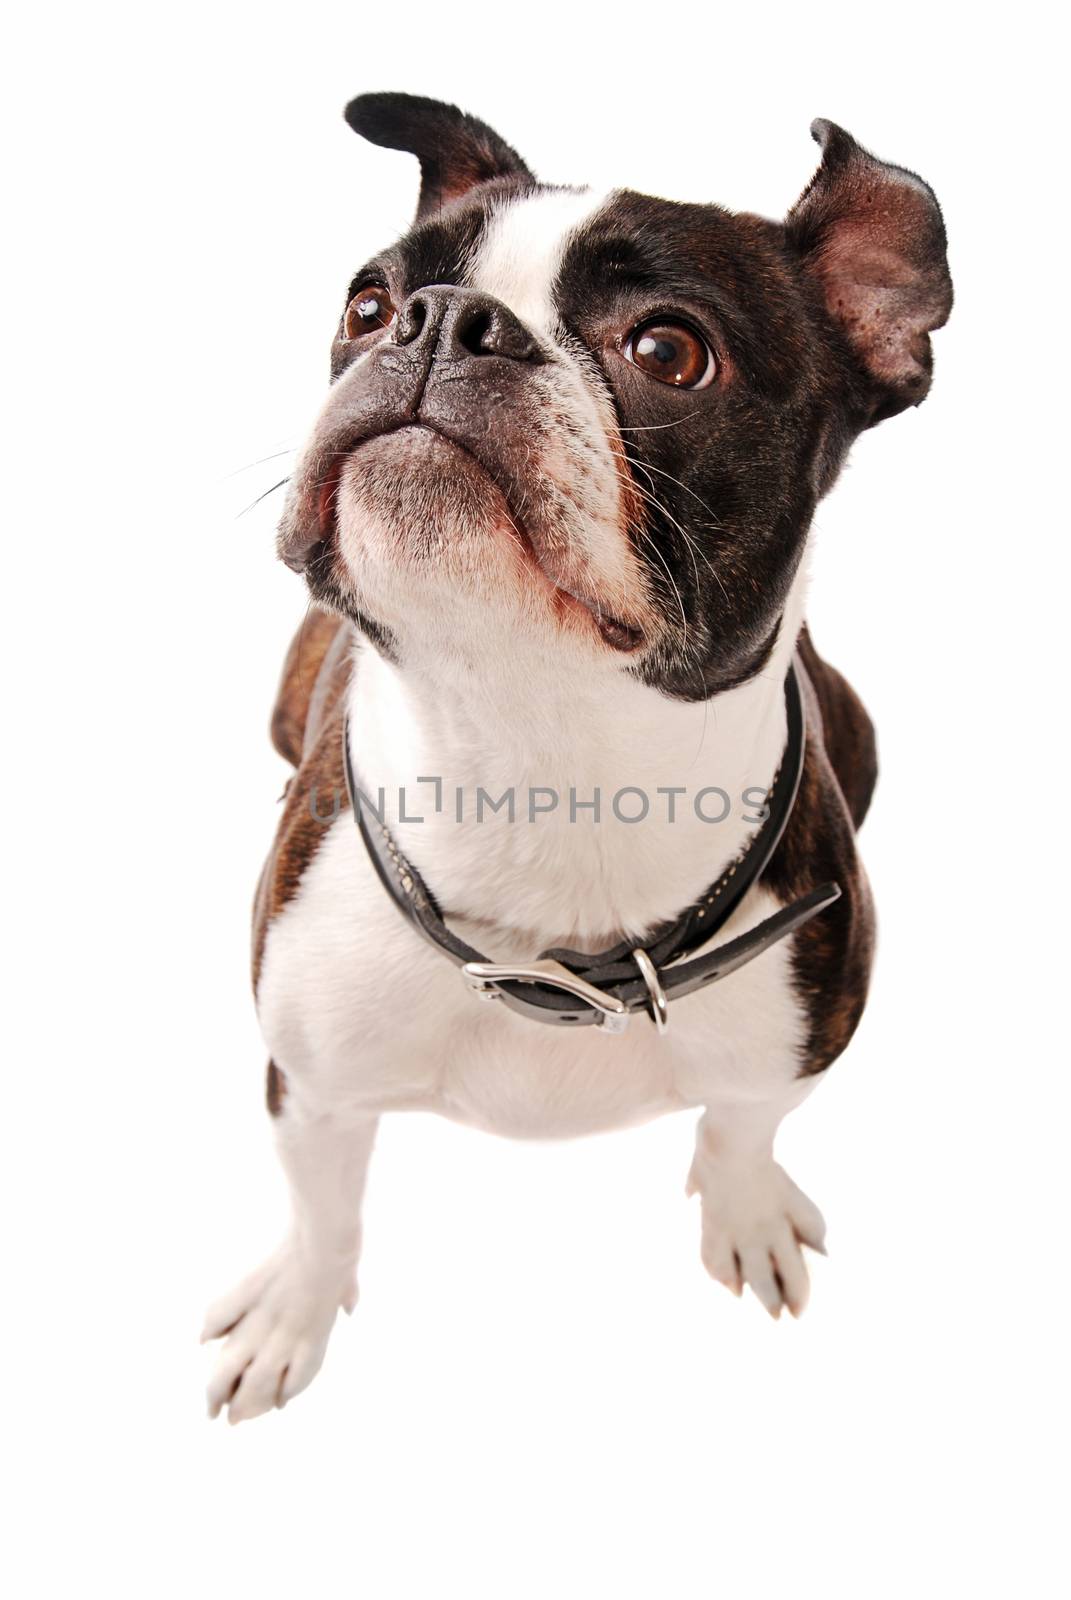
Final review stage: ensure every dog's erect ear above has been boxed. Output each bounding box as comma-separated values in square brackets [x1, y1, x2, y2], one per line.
[786, 120, 952, 423]
[344, 92, 534, 220]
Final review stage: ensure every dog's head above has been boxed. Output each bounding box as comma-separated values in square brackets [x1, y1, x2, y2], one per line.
[279, 93, 950, 698]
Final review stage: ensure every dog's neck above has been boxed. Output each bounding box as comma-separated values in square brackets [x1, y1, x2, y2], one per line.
[347, 562, 808, 956]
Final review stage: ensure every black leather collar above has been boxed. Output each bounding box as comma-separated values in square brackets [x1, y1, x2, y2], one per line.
[342, 661, 840, 1034]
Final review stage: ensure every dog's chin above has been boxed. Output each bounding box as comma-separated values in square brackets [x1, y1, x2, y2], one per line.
[330, 426, 645, 653]
[335, 426, 520, 571]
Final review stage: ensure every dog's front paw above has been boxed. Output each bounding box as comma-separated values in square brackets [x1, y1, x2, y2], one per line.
[687, 1153, 826, 1319]
[201, 1243, 357, 1424]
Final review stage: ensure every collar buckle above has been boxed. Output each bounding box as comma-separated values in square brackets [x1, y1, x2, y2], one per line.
[461, 958, 631, 1034]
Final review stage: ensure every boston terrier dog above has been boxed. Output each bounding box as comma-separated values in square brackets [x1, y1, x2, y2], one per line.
[203, 93, 951, 1423]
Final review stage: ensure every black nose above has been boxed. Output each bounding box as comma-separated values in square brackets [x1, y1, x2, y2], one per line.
[393, 285, 540, 364]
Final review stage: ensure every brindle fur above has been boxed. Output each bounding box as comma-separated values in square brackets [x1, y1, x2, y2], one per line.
[269, 606, 347, 765]
[771, 633, 876, 1074]
[252, 610, 349, 992]
[265, 1058, 288, 1117]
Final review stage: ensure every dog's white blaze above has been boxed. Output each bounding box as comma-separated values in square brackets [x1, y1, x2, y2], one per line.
[469, 187, 611, 332]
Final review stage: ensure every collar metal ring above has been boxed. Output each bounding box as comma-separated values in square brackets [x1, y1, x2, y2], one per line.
[632, 947, 669, 1034]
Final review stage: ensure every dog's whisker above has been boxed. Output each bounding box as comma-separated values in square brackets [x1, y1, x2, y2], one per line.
[618, 411, 702, 433]
[632, 523, 688, 646]
[630, 470, 704, 605]
[611, 449, 732, 618]
[222, 447, 297, 481]
[625, 455, 725, 526]
[237, 478, 290, 519]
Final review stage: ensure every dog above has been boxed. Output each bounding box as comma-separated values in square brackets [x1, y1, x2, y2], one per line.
[203, 93, 951, 1423]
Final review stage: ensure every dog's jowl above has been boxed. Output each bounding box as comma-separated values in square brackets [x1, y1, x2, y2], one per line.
[203, 93, 951, 1423]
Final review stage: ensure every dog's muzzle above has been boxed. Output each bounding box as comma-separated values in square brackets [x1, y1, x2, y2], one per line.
[279, 285, 545, 574]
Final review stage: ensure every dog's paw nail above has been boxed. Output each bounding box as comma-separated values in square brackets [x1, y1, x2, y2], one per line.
[693, 1159, 823, 1318]
[203, 1245, 352, 1423]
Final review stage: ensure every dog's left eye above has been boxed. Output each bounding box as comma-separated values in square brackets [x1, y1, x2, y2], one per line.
[344, 286, 397, 338]
[624, 321, 716, 389]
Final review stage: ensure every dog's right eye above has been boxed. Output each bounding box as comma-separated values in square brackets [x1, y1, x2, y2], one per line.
[623, 320, 716, 389]
[343, 286, 397, 338]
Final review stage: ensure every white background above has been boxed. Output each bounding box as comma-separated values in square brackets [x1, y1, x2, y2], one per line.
[5, 3, 1068, 1595]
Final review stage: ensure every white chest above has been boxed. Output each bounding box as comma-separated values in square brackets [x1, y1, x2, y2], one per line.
[256, 817, 807, 1139]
